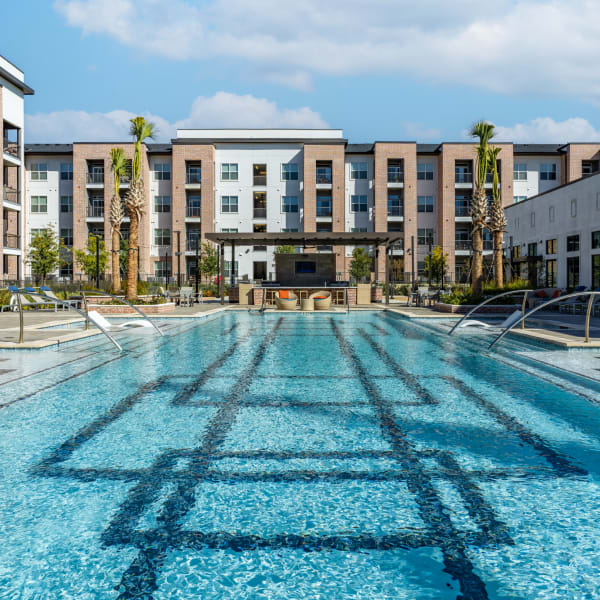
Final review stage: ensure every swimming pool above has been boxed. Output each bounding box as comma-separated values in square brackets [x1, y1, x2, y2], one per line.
[1, 311, 599, 599]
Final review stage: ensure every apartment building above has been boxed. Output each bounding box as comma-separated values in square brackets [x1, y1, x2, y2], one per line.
[22, 130, 600, 284]
[505, 172, 600, 290]
[1, 55, 33, 280]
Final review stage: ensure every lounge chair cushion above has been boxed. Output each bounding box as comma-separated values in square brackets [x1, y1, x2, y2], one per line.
[551, 289, 560, 298]
[314, 296, 327, 299]
[535, 291, 546, 298]
[279, 290, 290, 299]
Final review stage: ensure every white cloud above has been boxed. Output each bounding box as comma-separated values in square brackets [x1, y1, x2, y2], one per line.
[493, 117, 600, 143]
[402, 122, 443, 141]
[54, 0, 600, 101]
[25, 92, 328, 142]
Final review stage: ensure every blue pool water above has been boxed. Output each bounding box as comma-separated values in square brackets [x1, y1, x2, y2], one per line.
[1, 311, 600, 599]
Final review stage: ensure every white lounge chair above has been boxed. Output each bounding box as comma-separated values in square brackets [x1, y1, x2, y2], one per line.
[458, 309, 523, 330]
[86, 310, 156, 334]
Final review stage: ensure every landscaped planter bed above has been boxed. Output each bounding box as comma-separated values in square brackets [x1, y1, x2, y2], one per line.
[434, 302, 522, 314]
[88, 302, 176, 314]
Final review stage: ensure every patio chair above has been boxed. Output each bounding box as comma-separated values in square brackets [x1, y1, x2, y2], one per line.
[1, 286, 38, 312]
[310, 291, 332, 310]
[23, 287, 60, 311]
[39, 286, 79, 311]
[572, 288, 600, 314]
[559, 286, 588, 313]
[178, 287, 194, 307]
[86, 310, 155, 333]
[458, 309, 522, 330]
[275, 290, 298, 310]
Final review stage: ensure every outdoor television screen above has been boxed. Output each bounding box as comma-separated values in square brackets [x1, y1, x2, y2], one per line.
[295, 261, 317, 274]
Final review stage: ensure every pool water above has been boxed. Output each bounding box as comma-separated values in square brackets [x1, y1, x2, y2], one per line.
[1, 311, 599, 599]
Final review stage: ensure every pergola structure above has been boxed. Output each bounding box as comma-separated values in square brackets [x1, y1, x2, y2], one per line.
[205, 232, 404, 305]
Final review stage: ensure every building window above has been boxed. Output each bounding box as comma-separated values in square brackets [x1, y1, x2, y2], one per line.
[549, 206, 555, 222]
[281, 163, 298, 181]
[224, 261, 239, 278]
[282, 195, 298, 213]
[154, 260, 171, 278]
[60, 261, 73, 278]
[388, 160, 403, 183]
[154, 195, 171, 213]
[60, 195, 73, 213]
[221, 228, 238, 233]
[31, 195, 48, 213]
[512, 245, 521, 259]
[387, 191, 403, 216]
[540, 163, 557, 181]
[530, 212, 535, 227]
[592, 231, 600, 250]
[281, 228, 298, 232]
[582, 161, 598, 176]
[60, 163, 73, 181]
[350, 162, 368, 180]
[571, 199, 577, 217]
[221, 163, 238, 181]
[253, 164, 267, 186]
[513, 196, 527, 203]
[351, 194, 368, 212]
[154, 228, 171, 246]
[60, 228, 73, 247]
[593, 255, 600, 289]
[186, 163, 202, 184]
[316, 193, 332, 217]
[417, 163, 434, 180]
[567, 234, 580, 252]
[528, 242, 537, 257]
[30, 228, 45, 241]
[417, 196, 434, 213]
[30, 163, 48, 181]
[351, 227, 368, 232]
[153, 163, 171, 181]
[417, 228, 434, 246]
[513, 163, 527, 181]
[545, 259, 557, 287]
[221, 195, 239, 213]
[546, 239, 557, 254]
[567, 256, 579, 288]
[186, 194, 201, 217]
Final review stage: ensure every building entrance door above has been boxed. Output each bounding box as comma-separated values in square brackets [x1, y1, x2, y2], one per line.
[253, 261, 267, 280]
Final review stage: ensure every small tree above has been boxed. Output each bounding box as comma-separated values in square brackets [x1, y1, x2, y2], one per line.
[200, 242, 218, 284]
[74, 235, 109, 282]
[349, 247, 371, 283]
[424, 246, 448, 285]
[274, 245, 295, 254]
[28, 228, 63, 284]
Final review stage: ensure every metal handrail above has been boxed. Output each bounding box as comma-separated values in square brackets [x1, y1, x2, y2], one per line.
[81, 289, 164, 336]
[448, 289, 533, 336]
[488, 291, 600, 349]
[259, 289, 266, 313]
[346, 287, 350, 314]
[13, 290, 122, 351]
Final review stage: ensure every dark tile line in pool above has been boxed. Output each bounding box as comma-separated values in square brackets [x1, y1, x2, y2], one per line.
[443, 375, 587, 477]
[376, 311, 429, 341]
[329, 319, 491, 599]
[108, 318, 285, 599]
[356, 328, 437, 405]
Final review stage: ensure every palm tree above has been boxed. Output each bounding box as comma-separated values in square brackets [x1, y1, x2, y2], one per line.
[487, 145, 506, 288]
[125, 116, 156, 300]
[469, 121, 495, 297]
[109, 148, 129, 293]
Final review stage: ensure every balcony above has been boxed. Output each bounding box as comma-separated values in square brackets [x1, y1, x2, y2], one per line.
[253, 164, 267, 186]
[387, 205, 404, 217]
[387, 168, 404, 184]
[186, 238, 201, 252]
[87, 172, 104, 185]
[455, 204, 471, 217]
[483, 240, 493, 250]
[316, 206, 332, 218]
[3, 138, 20, 159]
[455, 240, 472, 251]
[186, 172, 202, 185]
[186, 205, 202, 218]
[316, 173, 332, 185]
[455, 172, 473, 184]
[253, 207, 267, 219]
[2, 233, 20, 249]
[87, 204, 105, 218]
[3, 186, 20, 205]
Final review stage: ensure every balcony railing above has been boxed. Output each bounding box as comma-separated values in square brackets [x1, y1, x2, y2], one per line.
[455, 173, 473, 184]
[387, 169, 404, 183]
[483, 240, 493, 250]
[3, 139, 20, 158]
[2, 233, 20, 249]
[186, 238, 201, 251]
[87, 204, 105, 218]
[316, 207, 332, 217]
[186, 206, 202, 218]
[3, 186, 20, 204]
[455, 205, 470, 217]
[87, 173, 104, 184]
[253, 175, 267, 186]
[186, 172, 202, 184]
[387, 205, 404, 217]
[316, 171, 332, 184]
[455, 240, 472, 250]
[253, 207, 267, 219]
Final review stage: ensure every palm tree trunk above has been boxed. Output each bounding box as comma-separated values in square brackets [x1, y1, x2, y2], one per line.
[472, 229, 483, 296]
[493, 230, 504, 288]
[126, 215, 138, 300]
[112, 228, 121, 293]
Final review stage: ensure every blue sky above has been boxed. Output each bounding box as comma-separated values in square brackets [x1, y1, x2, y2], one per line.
[3, 0, 600, 143]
